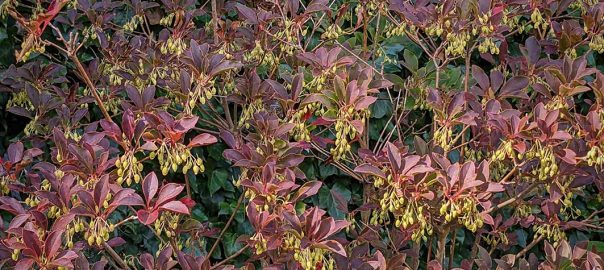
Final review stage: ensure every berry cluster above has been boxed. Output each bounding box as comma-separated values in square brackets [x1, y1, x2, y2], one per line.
[290, 102, 322, 142]
[84, 217, 115, 246]
[530, 9, 548, 33]
[445, 32, 471, 57]
[534, 223, 566, 247]
[440, 198, 484, 232]
[586, 145, 604, 166]
[153, 212, 180, 238]
[161, 36, 187, 55]
[589, 35, 604, 53]
[115, 152, 143, 186]
[150, 142, 205, 176]
[294, 247, 335, 270]
[526, 144, 558, 181]
[433, 126, 452, 151]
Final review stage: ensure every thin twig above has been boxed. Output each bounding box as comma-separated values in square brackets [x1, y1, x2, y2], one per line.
[114, 216, 137, 227]
[483, 179, 537, 215]
[184, 173, 192, 199]
[449, 227, 457, 269]
[516, 235, 545, 259]
[436, 225, 450, 265]
[203, 193, 245, 265]
[103, 242, 132, 270]
[48, 24, 114, 123]
[211, 0, 219, 44]
[334, 41, 383, 77]
[586, 207, 604, 221]
[210, 244, 249, 269]
[221, 97, 234, 129]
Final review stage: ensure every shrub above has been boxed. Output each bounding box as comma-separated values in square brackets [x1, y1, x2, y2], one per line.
[1, 0, 604, 269]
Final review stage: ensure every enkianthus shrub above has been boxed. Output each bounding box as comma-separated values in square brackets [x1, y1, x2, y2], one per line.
[2, 0, 604, 269]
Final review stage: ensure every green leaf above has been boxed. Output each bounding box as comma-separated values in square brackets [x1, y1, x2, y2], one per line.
[588, 241, 604, 252]
[318, 182, 351, 219]
[402, 50, 419, 72]
[223, 232, 243, 256]
[371, 92, 392, 119]
[187, 171, 199, 193]
[295, 201, 306, 215]
[319, 163, 338, 178]
[210, 169, 229, 195]
[516, 229, 528, 247]
[207, 143, 226, 161]
[383, 74, 405, 88]
[192, 206, 209, 222]
[299, 160, 317, 180]
[218, 201, 232, 216]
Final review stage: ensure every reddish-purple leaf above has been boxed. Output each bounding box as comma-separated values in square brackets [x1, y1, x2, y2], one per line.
[140, 253, 155, 269]
[500, 76, 529, 99]
[472, 65, 490, 91]
[15, 258, 35, 270]
[354, 164, 387, 179]
[137, 209, 160, 225]
[159, 200, 190, 215]
[156, 183, 185, 206]
[49, 250, 78, 268]
[7, 141, 24, 163]
[122, 110, 135, 140]
[93, 176, 109, 209]
[486, 183, 505, 193]
[294, 181, 322, 201]
[188, 133, 218, 147]
[305, 0, 329, 13]
[175, 116, 199, 133]
[318, 240, 347, 257]
[44, 230, 64, 259]
[106, 237, 126, 247]
[9, 214, 30, 230]
[110, 189, 144, 208]
[23, 229, 42, 258]
[142, 172, 159, 206]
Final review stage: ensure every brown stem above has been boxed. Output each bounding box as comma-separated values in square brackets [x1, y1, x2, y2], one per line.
[586, 208, 604, 221]
[483, 180, 538, 215]
[335, 41, 383, 76]
[426, 235, 432, 268]
[211, 0, 219, 44]
[448, 228, 457, 269]
[362, 16, 368, 54]
[516, 235, 545, 259]
[103, 242, 131, 270]
[499, 167, 518, 184]
[435, 226, 450, 265]
[114, 216, 137, 227]
[203, 193, 244, 265]
[210, 244, 249, 269]
[221, 97, 234, 129]
[70, 54, 113, 123]
[434, 58, 441, 89]
[192, 127, 220, 135]
[470, 232, 481, 260]
[184, 173, 192, 199]
[464, 52, 471, 93]
[104, 256, 120, 269]
[48, 24, 114, 124]
[310, 142, 364, 181]
[460, 52, 472, 161]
